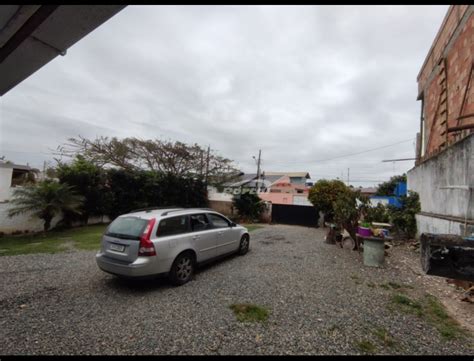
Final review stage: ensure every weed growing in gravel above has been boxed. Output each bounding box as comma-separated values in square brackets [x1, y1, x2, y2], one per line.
[391, 293, 423, 316]
[366, 282, 376, 288]
[380, 282, 414, 290]
[355, 340, 376, 354]
[389, 292, 468, 341]
[229, 303, 269, 323]
[372, 327, 395, 347]
[423, 294, 468, 341]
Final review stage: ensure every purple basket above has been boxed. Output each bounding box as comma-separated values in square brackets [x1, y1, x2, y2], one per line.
[357, 226, 372, 237]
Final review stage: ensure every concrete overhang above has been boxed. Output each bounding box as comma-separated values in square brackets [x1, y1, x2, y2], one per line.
[0, 5, 126, 96]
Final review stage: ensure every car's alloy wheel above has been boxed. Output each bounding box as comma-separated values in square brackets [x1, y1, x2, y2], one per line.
[238, 235, 249, 255]
[170, 253, 194, 285]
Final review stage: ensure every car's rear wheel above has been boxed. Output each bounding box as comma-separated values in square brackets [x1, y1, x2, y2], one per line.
[238, 234, 250, 255]
[169, 252, 195, 286]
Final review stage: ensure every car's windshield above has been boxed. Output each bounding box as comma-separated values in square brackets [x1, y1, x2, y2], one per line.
[105, 217, 149, 240]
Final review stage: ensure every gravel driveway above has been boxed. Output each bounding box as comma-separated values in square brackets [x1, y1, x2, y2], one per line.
[0, 225, 472, 355]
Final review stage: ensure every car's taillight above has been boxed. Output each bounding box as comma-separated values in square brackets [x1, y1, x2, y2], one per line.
[138, 218, 156, 256]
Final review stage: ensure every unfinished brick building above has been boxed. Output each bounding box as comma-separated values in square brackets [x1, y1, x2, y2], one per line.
[409, 5, 473, 236]
[416, 5, 473, 160]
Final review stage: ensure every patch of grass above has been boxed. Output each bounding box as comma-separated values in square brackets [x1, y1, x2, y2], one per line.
[372, 327, 395, 347]
[242, 224, 263, 232]
[389, 292, 468, 341]
[391, 293, 423, 316]
[229, 303, 270, 323]
[423, 294, 468, 341]
[388, 282, 402, 289]
[366, 282, 376, 288]
[355, 340, 376, 354]
[0, 224, 107, 256]
[380, 282, 415, 290]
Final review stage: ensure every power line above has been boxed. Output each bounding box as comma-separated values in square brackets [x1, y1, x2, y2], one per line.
[268, 138, 414, 165]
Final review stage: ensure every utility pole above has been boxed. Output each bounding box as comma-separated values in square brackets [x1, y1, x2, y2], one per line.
[254, 149, 262, 192]
[199, 149, 204, 178]
[204, 145, 210, 186]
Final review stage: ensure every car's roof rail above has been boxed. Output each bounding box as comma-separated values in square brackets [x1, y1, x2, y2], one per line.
[161, 207, 215, 216]
[130, 206, 182, 213]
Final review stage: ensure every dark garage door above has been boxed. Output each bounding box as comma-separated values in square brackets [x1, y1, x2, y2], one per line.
[271, 204, 319, 227]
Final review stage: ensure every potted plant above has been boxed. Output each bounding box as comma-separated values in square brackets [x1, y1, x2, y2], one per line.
[358, 221, 372, 237]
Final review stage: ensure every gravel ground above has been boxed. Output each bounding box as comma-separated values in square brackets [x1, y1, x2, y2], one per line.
[0, 224, 472, 355]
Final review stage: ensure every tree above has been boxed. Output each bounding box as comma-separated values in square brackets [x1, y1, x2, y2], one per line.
[8, 180, 84, 231]
[232, 192, 264, 222]
[56, 155, 109, 225]
[308, 179, 348, 222]
[376, 174, 407, 196]
[333, 189, 361, 241]
[387, 191, 421, 238]
[103, 169, 208, 219]
[57, 136, 240, 185]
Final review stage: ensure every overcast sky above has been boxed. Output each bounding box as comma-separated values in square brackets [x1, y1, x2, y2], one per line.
[0, 5, 449, 186]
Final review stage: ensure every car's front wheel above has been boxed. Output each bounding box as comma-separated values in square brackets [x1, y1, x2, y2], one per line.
[238, 234, 250, 255]
[169, 252, 195, 286]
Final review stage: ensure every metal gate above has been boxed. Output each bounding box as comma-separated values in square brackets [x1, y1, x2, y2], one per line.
[271, 204, 319, 227]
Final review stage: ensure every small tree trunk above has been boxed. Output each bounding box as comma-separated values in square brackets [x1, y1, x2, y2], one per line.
[43, 216, 53, 232]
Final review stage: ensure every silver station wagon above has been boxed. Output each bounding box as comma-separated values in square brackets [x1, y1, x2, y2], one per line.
[96, 208, 250, 285]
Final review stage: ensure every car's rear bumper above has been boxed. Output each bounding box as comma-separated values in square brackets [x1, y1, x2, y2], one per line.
[95, 253, 171, 277]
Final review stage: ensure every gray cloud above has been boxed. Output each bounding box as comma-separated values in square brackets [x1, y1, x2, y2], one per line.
[0, 5, 448, 185]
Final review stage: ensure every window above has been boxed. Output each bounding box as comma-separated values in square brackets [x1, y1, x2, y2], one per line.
[190, 214, 211, 232]
[207, 213, 230, 228]
[157, 216, 190, 237]
[106, 217, 149, 240]
[11, 169, 35, 187]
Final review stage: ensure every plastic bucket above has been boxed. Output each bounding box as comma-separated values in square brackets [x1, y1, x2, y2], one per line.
[358, 226, 372, 237]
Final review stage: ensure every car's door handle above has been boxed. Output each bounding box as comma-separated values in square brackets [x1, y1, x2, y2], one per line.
[192, 236, 200, 240]
[218, 231, 224, 235]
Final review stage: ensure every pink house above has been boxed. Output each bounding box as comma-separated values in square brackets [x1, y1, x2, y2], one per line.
[258, 172, 312, 206]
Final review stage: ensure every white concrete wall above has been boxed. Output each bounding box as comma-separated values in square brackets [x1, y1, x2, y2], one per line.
[407, 134, 473, 220]
[208, 186, 233, 202]
[370, 198, 389, 207]
[0, 202, 110, 234]
[293, 195, 313, 207]
[0, 168, 13, 202]
[0, 202, 62, 233]
[415, 214, 467, 236]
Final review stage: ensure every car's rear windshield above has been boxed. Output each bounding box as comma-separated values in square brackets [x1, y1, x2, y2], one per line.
[105, 217, 149, 240]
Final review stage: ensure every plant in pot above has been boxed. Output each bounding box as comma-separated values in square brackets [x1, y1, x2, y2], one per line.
[358, 221, 372, 237]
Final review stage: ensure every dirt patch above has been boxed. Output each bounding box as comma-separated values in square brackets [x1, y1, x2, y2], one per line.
[264, 235, 286, 241]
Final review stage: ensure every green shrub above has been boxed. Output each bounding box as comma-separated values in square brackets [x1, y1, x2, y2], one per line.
[365, 203, 390, 223]
[376, 174, 407, 196]
[232, 191, 264, 222]
[387, 191, 420, 238]
[308, 179, 349, 223]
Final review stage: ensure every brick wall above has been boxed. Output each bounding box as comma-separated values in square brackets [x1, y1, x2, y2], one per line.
[417, 5, 473, 161]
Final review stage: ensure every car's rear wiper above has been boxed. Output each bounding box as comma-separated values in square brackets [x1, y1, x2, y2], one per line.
[106, 232, 140, 240]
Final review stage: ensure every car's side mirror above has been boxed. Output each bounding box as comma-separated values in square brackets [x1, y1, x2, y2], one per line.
[230, 222, 236, 227]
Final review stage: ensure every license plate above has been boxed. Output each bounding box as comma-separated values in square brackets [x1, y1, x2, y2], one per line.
[110, 244, 125, 252]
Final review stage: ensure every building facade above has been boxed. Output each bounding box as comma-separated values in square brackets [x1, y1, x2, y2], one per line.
[416, 5, 473, 160]
[409, 5, 473, 236]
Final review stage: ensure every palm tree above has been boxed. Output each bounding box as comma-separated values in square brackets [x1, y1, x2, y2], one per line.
[8, 180, 84, 232]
